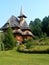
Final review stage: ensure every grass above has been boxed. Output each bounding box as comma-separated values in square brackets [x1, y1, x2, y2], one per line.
[0, 33, 49, 65]
[0, 48, 49, 65]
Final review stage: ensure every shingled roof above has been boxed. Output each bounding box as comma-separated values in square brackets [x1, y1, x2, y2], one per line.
[23, 31, 34, 37]
[20, 21, 31, 31]
[1, 16, 20, 30]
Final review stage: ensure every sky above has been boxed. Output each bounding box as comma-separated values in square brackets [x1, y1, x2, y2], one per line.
[0, 0, 49, 27]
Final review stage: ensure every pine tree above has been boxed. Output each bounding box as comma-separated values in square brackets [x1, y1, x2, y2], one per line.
[4, 26, 17, 50]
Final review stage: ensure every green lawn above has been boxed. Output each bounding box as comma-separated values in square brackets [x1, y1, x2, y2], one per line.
[0, 48, 49, 65]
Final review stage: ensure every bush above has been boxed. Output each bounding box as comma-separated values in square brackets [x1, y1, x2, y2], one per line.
[17, 44, 26, 51]
[17, 37, 49, 53]
[17, 45, 49, 53]
[26, 39, 33, 49]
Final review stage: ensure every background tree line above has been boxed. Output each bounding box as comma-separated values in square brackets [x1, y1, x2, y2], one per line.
[29, 16, 49, 38]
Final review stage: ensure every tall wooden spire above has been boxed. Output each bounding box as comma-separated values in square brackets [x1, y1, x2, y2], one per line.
[20, 6, 23, 16]
[18, 7, 27, 18]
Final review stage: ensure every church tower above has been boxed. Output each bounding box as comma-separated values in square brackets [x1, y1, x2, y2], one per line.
[18, 7, 34, 40]
[18, 7, 27, 26]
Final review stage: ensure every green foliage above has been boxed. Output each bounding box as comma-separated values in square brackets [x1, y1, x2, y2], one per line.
[17, 37, 49, 53]
[3, 26, 17, 50]
[0, 32, 5, 51]
[42, 16, 48, 33]
[29, 16, 49, 37]
[26, 39, 33, 49]
[29, 45, 49, 52]
[1, 43, 5, 51]
[29, 18, 42, 37]
[17, 44, 26, 51]
[42, 16, 49, 36]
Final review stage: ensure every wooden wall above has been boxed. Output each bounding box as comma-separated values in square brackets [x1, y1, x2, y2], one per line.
[15, 35, 23, 42]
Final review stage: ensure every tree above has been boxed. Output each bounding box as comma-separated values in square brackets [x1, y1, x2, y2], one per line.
[47, 16, 49, 36]
[3, 26, 17, 50]
[42, 16, 48, 33]
[0, 32, 5, 51]
[42, 16, 49, 36]
[29, 18, 42, 37]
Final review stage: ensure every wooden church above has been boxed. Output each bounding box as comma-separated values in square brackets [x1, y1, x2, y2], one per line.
[0, 8, 34, 43]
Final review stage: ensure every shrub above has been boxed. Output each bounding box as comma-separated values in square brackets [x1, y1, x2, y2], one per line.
[0, 32, 5, 51]
[26, 39, 33, 49]
[17, 38, 49, 53]
[17, 45, 49, 53]
[17, 44, 26, 51]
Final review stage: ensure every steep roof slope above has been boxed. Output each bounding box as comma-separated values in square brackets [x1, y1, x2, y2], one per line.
[1, 16, 20, 30]
[20, 21, 31, 31]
